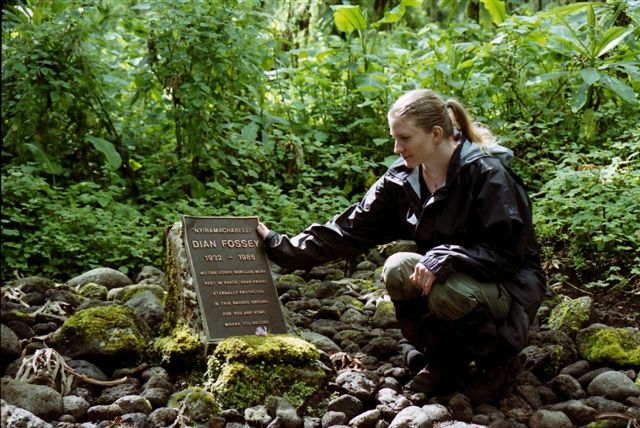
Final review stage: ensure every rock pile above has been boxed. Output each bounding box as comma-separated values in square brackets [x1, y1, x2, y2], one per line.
[1, 244, 639, 428]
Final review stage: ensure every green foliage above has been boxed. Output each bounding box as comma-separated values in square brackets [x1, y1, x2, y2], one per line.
[533, 136, 640, 288]
[1, 165, 161, 280]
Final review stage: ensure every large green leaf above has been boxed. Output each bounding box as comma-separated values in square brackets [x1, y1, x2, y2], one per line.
[86, 136, 122, 170]
[480, 0, 508, 25]
[580, 68, 600, 85]
[524, 71, 568, 86]
[538, 2, 602, 19]
[595, 27, 635, 58]
[331, 5, 367, 35]
[24, 143, 63, 175]
[599, 75, 637, 103]
[571, 82, 590, 112]
[375, 0, 421, 26]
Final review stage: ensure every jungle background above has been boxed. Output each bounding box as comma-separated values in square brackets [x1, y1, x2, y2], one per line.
[2, 0, 639, 298]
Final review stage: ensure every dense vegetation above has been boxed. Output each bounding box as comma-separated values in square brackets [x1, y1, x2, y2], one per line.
[2, 0, 639, 292]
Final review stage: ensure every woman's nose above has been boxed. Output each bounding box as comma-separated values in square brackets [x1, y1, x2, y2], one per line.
[394, 140, 403, 155]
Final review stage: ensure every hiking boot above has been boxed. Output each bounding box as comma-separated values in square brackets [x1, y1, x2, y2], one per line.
[398, 338, 427, 373]
[407, 359, 467, 395]
[407, 364, 447, 394]
[463, 353, 523, 404]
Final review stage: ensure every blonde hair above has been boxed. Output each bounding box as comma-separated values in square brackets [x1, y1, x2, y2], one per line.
[388, 89, 496, 146]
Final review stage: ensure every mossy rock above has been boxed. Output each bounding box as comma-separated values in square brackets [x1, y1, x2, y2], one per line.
[334, 295, 365, 310]
[53, 305, 149, 367]
[107, 283, 165, 303]
[77, 282, 108, 300]
[168, 386, 220, 423]
[207, 335, 326, 411]
[547, 296, 592, 336]
[152, 323, 205, 370]
[576, 324, 640, 367]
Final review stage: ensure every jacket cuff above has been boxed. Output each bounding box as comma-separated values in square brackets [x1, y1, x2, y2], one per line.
[420, 256, 454, 282]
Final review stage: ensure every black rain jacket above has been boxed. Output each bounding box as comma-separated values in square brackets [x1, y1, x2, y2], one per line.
[264, 140, 546, 351]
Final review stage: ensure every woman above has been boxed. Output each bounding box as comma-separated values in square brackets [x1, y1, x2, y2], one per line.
[257, 89, 546, 403]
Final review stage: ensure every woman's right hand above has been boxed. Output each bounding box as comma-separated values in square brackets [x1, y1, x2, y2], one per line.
[256, 222, 271, 239]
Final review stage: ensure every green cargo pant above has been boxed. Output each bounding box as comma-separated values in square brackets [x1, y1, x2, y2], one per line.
[381, 252, 511, 321]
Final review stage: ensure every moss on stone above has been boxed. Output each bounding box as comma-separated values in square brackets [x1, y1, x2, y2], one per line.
[54, 305, 148, 364]
[211, 360, 325, 411]
[119, 283, 165, 303]
[375, 300, 395, 317]
[577, 326, 640, 367]
[168, 386, 220, 422]
[77, 282, 108, 300]
[278, 274, 307, 284]
[211, 334, 319, 367]
[335, 295, 364, 310]
[547, 296, 592, 336]
[206, 335, 325, 411]
[153, 322, 205, 369]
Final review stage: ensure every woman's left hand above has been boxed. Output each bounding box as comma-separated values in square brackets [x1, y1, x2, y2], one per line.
[410, 263, 437, 296]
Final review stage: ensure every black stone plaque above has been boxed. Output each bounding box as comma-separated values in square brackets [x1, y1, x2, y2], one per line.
[182, 215, 287, 342]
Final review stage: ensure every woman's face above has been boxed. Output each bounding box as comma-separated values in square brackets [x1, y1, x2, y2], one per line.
[389, 116, 436, 169]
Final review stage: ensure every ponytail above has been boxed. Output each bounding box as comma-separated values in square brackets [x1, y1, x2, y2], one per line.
[445, 99, 496, 147]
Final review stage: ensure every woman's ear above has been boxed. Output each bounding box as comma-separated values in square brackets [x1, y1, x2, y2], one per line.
[432, 126, 444, 142]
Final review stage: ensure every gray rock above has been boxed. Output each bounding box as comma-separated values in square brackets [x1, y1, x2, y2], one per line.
[515, 384, 543, 409]
[63, 395, 90, 421]
[148, 407, 180, 427]
[328, 394, 363, 420]
[77, 283, 109, 300]
[121, 412, 149, 428]
[6, 320, 35, 339]
[67, 359, 108, 382]
[304, 416, 322, 428]
[587, 370, 640, 401]
[141, 387, 171, 409]
[0, 398, 53, 428]
[245, 405, 272, 426]
[447, 393, 473, 422]
[371, 301, 397, 329]
[1, 323, 22, 361]
[68, 267, 133, 289]
[389, 406, 430, 428]
[0, 378, 63, 421]
[546, 399, 597, 426]
[140, 366, 170, 383]
[549, 374, 586, 400]
[136, 266, 166, 287]
[559, 360, 591, 378]
[335, 370, 378, 401]
[420, 404, 451, 426]
[301, 331, 341, 354]
[528, 409, 573, 428]
[87, 404, 123, 422]
[96, 380, 142, 405]
[114, 394, 152, 415]
[270, 398, 303, 428]
[349, 409, 381, 428]
[322, 410, 347, 427]
[375, 388, 412, 413]
[340, 308, 368, 324]
[142, 374, 174, 392]
[361, 336, 397, 360]
[582, 395, 626, 413]
[125, 289, 164, 332]
[15, 276, 55, 294]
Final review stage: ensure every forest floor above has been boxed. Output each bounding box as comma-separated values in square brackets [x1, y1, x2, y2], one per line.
[550, 279, 640, 329]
